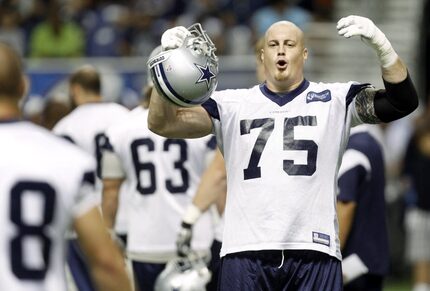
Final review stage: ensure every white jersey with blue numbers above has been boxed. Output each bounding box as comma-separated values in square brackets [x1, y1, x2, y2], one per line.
[105, 106, 216, 261]
[52, 103, 129, 233]
[0, 121, 98, 291]
[202, 79, 371, 260]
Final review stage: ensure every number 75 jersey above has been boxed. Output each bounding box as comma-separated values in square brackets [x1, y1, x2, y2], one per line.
[202, 79, 371, 260]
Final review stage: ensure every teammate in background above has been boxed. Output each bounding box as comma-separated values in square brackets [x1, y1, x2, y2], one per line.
[337, 124, 389, 290]
[101, 45, 217, 291]
[148, 15, 418, 290]
[176, 149, 226, 290]
[402, 112, 430, 291]
[0, 42, 131, 291]
[52, 66, 129, 291]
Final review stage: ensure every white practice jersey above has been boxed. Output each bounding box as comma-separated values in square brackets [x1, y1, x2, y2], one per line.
[105, 106, 216, 262]
[0, 121, 98, 291]
[52, 102, 129, 233]
[203, 80, 371, 260]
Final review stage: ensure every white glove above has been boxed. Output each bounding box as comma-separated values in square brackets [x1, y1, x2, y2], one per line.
[336, 15, 398, 68]
[161, 26, 191, 51]
[176, 222, 193, 257]
[176, 204, 202, 257]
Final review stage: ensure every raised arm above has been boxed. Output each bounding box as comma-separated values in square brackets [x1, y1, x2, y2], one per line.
[148, 88, 213, 138]
[337, 15, 418, 123]
[147, 26, 215, 139]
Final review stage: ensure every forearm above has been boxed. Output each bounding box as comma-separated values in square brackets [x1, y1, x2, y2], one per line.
[193, 166, 227, 213]
[148, 88, 213, 138]
[91, 254, 132, 291]
[337, 201, 356, 250]
[74, 209, 132, 291]
[101, 180, 122, 229]
[101, 193, 117, 229]
[147, 88, 181, 137]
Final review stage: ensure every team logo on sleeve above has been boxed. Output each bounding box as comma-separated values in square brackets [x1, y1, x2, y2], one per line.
[306, 90, 331, 103]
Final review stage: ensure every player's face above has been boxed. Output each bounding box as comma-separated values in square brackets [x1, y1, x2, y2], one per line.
[262, 22, 307, 92]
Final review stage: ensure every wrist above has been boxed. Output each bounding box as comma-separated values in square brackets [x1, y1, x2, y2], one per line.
[182, 204, 202, 225]
[371, 29, 398, 68]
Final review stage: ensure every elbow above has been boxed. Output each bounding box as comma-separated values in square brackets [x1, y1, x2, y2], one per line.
[147, 119, 163, 135]
[377, 74, 420, 122]
[147, 111, 168, 136]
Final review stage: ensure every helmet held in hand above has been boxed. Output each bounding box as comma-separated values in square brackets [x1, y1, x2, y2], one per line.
[148, 23, 218, 107]
[154, 251, 212, 291]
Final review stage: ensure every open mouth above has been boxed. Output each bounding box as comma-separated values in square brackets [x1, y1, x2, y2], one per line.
[276, 60, 287, 70]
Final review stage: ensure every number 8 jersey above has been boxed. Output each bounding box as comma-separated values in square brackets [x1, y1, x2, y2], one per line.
[202, 79, 370, 260]
[0, 121, 98, 291]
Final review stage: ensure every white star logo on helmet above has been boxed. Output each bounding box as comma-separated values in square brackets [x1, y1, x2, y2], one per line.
[195, 62, 215, 89]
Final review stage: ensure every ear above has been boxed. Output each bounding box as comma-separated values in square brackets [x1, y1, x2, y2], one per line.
[260, 49, 264, 63]
[303, 47, 308, 61]
[70, 84, 81, 104]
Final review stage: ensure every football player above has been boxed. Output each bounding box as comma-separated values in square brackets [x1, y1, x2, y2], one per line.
[101, 45, 217, 291]
[52, 65, 129, 291]
[148, 16, 418, 290]
[176, 149, 226, 291]
[0, 42, 131, 291]
[337, 124, 389, 290]
[403, 114, 430, 291]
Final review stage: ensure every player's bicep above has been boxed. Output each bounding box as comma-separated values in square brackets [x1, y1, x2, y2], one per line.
[353, 87, 382, 124]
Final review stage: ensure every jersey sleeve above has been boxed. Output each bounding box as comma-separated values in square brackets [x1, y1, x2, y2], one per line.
[71, 170, 100, 218]
[337, 149, 370, 202]
[100, 126, 126, 179]
[344, 82, 374, 127]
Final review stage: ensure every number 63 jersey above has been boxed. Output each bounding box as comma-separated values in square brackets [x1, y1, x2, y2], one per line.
[202, 79, 370, 260]
[0, 121, 98, 291]
[104, 106, 216, 260]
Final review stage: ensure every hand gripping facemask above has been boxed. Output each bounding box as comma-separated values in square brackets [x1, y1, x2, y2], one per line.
[148, 23, 218, 107]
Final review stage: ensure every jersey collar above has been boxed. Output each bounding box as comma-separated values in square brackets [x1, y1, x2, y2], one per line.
[259, 79, 310, 106]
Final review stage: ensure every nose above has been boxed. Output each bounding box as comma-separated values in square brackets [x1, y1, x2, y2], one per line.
[277, 44, 286, 55]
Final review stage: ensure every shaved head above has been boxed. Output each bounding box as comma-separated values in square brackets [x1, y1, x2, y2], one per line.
[261, 20, 308, 92]
[0, 42, 24, 100]
[265, 21, 305, 48]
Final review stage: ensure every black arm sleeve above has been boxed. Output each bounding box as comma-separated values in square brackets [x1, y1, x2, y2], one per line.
[373, 73, 419, 122]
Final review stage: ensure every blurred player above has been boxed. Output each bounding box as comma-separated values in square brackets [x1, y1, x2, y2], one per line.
[337, 124, 389, 290]
[101, 46, 217, 291]
[0, 42, 131, 291]
[176, 149, 226, 291]
[52, 65, 129, 291]
[403, 114, 430, 291]
[148, 16, 418, 290]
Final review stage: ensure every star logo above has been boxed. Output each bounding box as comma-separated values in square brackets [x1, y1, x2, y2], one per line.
[195, 62, 216, 89]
